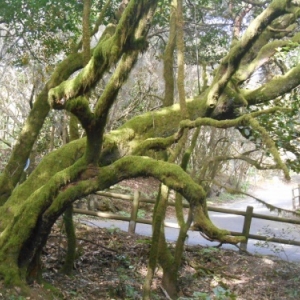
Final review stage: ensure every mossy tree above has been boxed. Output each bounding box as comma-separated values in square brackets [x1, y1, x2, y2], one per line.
[0, 0, 300, 298]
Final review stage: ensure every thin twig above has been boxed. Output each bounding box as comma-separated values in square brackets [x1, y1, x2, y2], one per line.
[77, 237, 118, 253]
[159, 285, 173, 300]
[48, 234, 118, 253]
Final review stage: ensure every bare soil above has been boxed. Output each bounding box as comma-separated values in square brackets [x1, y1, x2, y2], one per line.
[2, 222, 299, 300]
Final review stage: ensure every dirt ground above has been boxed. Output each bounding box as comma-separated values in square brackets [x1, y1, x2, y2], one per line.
[2, 222, 300, 300]
[1, 177, 300, 299]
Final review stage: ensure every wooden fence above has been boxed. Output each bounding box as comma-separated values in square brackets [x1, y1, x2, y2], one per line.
[292, 184, 300, 210]
[73, 190, 300, 251]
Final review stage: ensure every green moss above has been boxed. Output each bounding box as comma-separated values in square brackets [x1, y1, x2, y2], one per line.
[61, 206, 76, 275]
[193, 205, 245, 244]
[0, 260, 23, 286]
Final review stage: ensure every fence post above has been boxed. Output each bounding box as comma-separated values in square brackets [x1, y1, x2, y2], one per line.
[128, 190, 140, 234]
[295, 184, 300, 209]
[292, 184, 300, 209]
[292, 187, 295, 209]
[240, 206, 253, 253]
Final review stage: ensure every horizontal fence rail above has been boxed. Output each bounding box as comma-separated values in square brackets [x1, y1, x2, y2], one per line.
[73, 190, 300, 250]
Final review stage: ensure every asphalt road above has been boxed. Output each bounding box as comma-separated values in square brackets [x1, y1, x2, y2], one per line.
[82, 175, 300, 262]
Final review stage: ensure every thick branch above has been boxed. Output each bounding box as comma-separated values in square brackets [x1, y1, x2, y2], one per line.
[48, 0, 159, 106]
[0, 154, 244, 282]
[206, 0, 288, 108]
[235, 32, 300, 82]
[243, 62, 300, 104]
[12, 103, 290, 203]
[132, 130, 184, 155]
[0, 52, 84, 204]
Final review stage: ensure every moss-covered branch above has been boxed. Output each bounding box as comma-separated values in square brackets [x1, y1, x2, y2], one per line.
[9, 103, 290, 206]
[0, 52, 84, 205]
[180, 107, 290, 179]
[93, 3, 156, 121]
[101, 156, 244, 244]
[49, 1, 158, 166]
[0, 158, 88, 283]
[247, 117, 290, 179]
[206, 0, 288, 108]
[43, 155, 245, 248]
[64, 50, 140, 133]
[243, 62, 300, 104]
[235, 32, 300, 82]
[94, 51, 139, 119]
[0, 154, 244, 283]
[48, 25, 115, 108]
[237, 8, 300, 64]
[48, 0, 159, 107]
[180, 106, 290, 129]
[132, 130, 184, 155]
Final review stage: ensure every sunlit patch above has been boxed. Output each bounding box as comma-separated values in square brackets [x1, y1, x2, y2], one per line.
[262, 258, 274, 265]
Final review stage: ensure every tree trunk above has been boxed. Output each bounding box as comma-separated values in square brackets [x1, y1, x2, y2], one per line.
[161, 270, 178, 300]
[61, 113, 80, 275]
[61, 206, 77, 275]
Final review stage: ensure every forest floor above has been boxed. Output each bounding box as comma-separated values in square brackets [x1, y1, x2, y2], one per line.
[1, 177, 300, 300]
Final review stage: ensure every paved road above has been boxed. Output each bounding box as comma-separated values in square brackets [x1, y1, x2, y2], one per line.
[83, 175, 300, 262]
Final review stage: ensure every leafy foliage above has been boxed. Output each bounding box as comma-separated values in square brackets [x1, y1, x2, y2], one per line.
[0, 0, 121, 63]
[248, 91, 300, 172]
